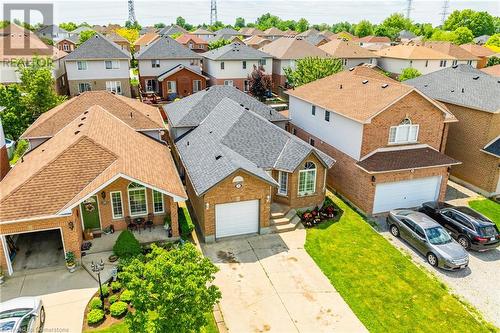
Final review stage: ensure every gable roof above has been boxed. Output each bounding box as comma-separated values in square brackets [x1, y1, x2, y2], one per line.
[214, 27, 240, 36]
[459, 43, 495, 57]
[263, 27, 286, 36]
[319, 39, 379, 59]
[203, 42, 271, 60]
[297, 28, 320, 37]
[244, 35, 271, 47]
[376, 44, 454, 60]
[287, 66, 455, 124]
[303, 34, 329, 46]
[159, 24, 188, 36]
[136, 35, 201, 60]
[164, 85, 287, 128]
[192, 28, 214, 35]
[331, 31, 355, 40]
[398, 30, 416, 39]
[0, 106, 186, 223]
[239, 27, 264, 36]
[21, 91, 164, 139]
[157, 64, 208, 81]
[320, 30, 335, 38]
[176, 98, 334, 196]
[259, 37, 330, 59]
[72, 26, 94, 34]
[134, 31, 160, 47]
[405, 64, 500, 113]
[480, 64, 500, 77]
[482, 136, 500, 158]
[37, 24, 68, 35]
[106, 32, 129, 43]
[176, 33, 208, 45]
[424, 41, 478, 60]
[357, 35, 391, 43]
[64, 33, 130, 60]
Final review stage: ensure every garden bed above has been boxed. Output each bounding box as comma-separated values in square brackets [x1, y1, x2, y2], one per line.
[297, 196, 342, 228]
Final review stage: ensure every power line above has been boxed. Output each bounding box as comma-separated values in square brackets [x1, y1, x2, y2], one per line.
[406, 0, 413, 19]
[440, 0, 450, 25]
[128, 0, 137, 24]
[210, 0, 217, 25]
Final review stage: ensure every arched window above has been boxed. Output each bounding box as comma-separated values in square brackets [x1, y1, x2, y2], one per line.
[128, 182, 147, 216]
[298, 162, 316, 196]
[389, 117, 419, 144]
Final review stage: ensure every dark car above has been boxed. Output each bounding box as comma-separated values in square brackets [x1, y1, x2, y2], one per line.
[420, 201, 500, 251]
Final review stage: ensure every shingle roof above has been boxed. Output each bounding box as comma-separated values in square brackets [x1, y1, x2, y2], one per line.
[483, 136, 500, 158]
[64, 33, 130, 60]
[214, 27, 240, 36]
[357, 35, 391, 43]
[159, 24, 188, 36]
[424, 42, 478, 60]
[136, 35, 201, 60]
[297, 28, 320, 37]
[480, 64, 500, 77]
[287, 66, 456, 123]
[459, 43, 495, 57]
[22, 91, 164, 139]
[176, 33, 208, 45]
[239, 27, 264, 36]
[176, 98, 334, 195]
[157, 64, 207, 81]
[319, 39, 379, 59]
[192, 28, 214, 35]
[398, 30, 416, 39]
[263, 27, 286, 36]
[134, 31, 160, 47]
[259, 37, 330, 59]
[376, 44, 454, 60]
[164, 85, 287, 128]
[303, 34, 329, 46]
[0, 106, 186, 222]
[37, 24, 68, 35]
[72, 26, 94, 34]
[357, 147, 460, 173]
[244, 35, 270, 47]
[106, 32, 129, 43]
[203, 42, 271, 60]
[405, 64, 500, 113]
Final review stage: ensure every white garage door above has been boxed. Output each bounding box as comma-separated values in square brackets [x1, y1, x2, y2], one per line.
[373, 176, 442, 214]
[215, 200, 259, 238]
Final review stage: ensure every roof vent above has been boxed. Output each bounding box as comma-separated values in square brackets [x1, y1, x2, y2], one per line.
[239, 103, 244, 107]
[473, 76, 479, 80]
[84, 111, 89, 115]
[187, 141, 189, 146]
[81, 117, 86, 121]
[452, 65, 458, 69]
[424, 84, 428, 87]
[362, 80, 369, 84]
[130, 112, 133, 118]
[74, 130, 80, 135]
[340, 84, 342, 89]
[215, 155, 222, 160]
[461, 88, 464, 93]
[349, 67, 355, 71]
[381, 83, 389, 88]
[205, 87, 210, 91]
[451, 89, 455, 92]
[78, 123, 84, 127]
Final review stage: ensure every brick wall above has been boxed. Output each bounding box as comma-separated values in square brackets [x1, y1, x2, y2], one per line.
[208, 77, 248, 92]
[68, 78, 132, 97]
[159, 69, 207, 98]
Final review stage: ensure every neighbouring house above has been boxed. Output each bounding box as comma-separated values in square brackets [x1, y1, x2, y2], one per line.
[330, 31, 356, 41]
[320, 30, 335, 39]
[134, 31, 160, 53]
[207, 27, 241, 43]
[397, 30, 417, 42]
[165, 93, 333, 241]
[259, 37, 330, 94]
[175, 33, 209, 53]
[287, 67, 459, 214]
[297, 28, 320, 38]
[106, 32, 131, 51]
[473, 35, 490, 45]
[459, 44, 495, 68]
[356, 35, 391, 51]
[238, 27, 264, 38]
[192, 27, 216, 41]
[407, 65, 500, 196]
[244, 35, 271, 49]
[0, 94, 186, 276]
[71, 26, 94, 36]
[159, 24, 188, 36]
[55, 35, 78, 53]
[36, 24, 69, 41]
[284, 29, 298, 37]
[0, 24, 68, 94]
[64, 33, 131, 97]
[303, 34, 330, 47]
[319, 39, 379, 68]
[262, 27, 286, 41]
[202, 42, 273, 92]
[136, 36, 206, 99]
[424, 41, 478, 67]
[375, 44, 455, 75]
[139, 26, 157, 35]
[480, 64, 500, 77]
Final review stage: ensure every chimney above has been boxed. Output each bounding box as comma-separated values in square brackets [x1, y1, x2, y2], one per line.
[0, 116, 11, 181]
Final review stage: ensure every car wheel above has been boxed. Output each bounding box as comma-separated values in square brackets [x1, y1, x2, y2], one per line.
[39, 306, 45, 329]
[457, 236, 471, 250]
[427, 253, 438, 267]
[390, 225, 400, 237]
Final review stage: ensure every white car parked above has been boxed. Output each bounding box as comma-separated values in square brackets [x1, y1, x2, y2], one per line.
[0, 297, 45, 333]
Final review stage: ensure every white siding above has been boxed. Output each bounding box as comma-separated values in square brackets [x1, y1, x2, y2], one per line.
[289, 96, 364, 160]
[65, 59, 130, 80]
[203, 58, 273, 79]
[138, 59, 200, 77]
[1, 59, 65, 84]
[377, 57, 452, 75]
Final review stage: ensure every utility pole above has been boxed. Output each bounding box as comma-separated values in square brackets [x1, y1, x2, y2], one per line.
[128, 0, 137, 24]
[406, 0, 413, 20]
[210, 0, 217, 25]
[440, 0, 450, 26]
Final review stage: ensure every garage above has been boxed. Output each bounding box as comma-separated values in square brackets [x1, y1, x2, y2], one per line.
[373, 176, 442, 214]
[215, 200, 259, 239]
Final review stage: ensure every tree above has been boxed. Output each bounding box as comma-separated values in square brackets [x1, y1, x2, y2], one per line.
[0, 85, 28, 140]
[444, 10, 495, 37]
[454, 27, 474, 45]
[78, 30, 97, 45]
[296, 18, 309, 33]
[120, 244, 221, 333]
[355, 20, 373, 37]
[331, 21, 353, 34]
[125, 20, 141, 30]
[398, 68, 421, 81]
[59, 22, 77, 31]
[208, 38, 231, 50]
[429, 29, 457, 42]
[255, 13, 281, 31]
[486, 33, 500, 47]
[176, 16, 193, 31]
[379, 13, 413, 39]
[413, 23, 435, 39]
[284, 57, 343, 88]
[235, 17, 245, 29]
[248, 65, 272, 101]
[153, 22, 165, 29]
[486, 56, 500, 67]
[116, 28, 139, 44]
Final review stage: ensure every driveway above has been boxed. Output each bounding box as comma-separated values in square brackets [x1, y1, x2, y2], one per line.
[1, 267, 97, 333]
[202, 230, 367, 333]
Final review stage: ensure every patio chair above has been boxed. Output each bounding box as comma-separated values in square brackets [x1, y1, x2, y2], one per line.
[125, 216, 137, 232]
[145, 213, 154, 232]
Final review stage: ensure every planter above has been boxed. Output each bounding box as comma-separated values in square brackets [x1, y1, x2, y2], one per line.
[66, 263, 76, 273]
[108, 255, 118, 263]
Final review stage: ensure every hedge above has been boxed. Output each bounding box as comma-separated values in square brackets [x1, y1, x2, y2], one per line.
[120, 290, 133, 303]
[113, 230, 141, 258]
[109, 301, 128, 317]
[89, 297, 102, 310]
[109, 295, 118, 304]
[87, 309, 105, 325]
[179, 206, 194, 238]
[111, 281, 122, 292]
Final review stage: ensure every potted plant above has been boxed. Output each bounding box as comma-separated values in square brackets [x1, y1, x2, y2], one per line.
[164, 216, 173, 237]
[65, 251, 76, 273]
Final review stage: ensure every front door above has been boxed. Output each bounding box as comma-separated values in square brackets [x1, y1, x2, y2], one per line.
[81, 196, 101, 230]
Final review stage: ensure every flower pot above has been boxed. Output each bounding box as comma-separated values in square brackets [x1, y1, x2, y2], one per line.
[66, 263, 76, 273]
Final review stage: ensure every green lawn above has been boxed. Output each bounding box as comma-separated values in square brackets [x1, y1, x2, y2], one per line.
[469, 199, 500, 228]
[305, 194, 497, 333]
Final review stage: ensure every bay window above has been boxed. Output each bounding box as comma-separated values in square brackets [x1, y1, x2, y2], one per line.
[298, 162, 316, 196]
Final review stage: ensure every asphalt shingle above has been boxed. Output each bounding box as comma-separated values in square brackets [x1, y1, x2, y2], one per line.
[64, 33, 130, 60]
[202, 42, 272, 60]
[136, 35, 201, 60]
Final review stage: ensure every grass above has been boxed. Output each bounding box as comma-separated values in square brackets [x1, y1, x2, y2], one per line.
[469, 199, 500, 228]
[179, 205, 195, 239]
[305, 194, 497, 333]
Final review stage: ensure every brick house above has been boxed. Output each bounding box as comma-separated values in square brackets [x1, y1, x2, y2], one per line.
[164, 89, 333, 242]
[287, 67, 459, 215]
[136, 36, 206, 99]
[244, 35, 271, 49]
[202, 42, 273, 92]
[133, 32, 160, 53]
[106, 32, 131, 52]
[0, 94, 186, 276]
[407, 65, 500, 196]
[319, 39, 379, 68]
[55, 36, 78, 53]
[175, 34, 208, 53]
[64, 33, 132, 97]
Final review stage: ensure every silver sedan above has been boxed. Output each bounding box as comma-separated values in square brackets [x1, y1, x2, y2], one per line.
[387, 210, 469, 270]
[0, 297, 45, 333]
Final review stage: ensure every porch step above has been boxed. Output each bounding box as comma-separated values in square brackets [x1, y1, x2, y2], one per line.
[270, 215, 302, 233]
[271, 209, 297, 226]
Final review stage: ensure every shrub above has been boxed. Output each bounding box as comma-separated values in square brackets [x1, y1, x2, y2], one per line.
[87, 309, 105, 325]
[109, 301, 128, 317]
[108, 295, 118, 304]
[101, 284, 110, 297]
[111, 281, 122, 292]
[113, 230, 141, 258]
[120, 289, 134, 303]
[178, 207, 194, 238]
[89, 297, 102, 310]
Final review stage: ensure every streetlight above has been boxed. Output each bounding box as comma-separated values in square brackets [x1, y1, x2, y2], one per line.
[91, 259, 105, 310]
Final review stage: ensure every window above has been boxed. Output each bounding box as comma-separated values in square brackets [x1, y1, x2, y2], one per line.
[452, 60, 458, 66]
[167, 81, 177, 93]
[146, 79, 158, 93]
[105, 81, 122, 94]
[242, 60, 247, 69]
[388, 118, 419, 144]
[111, 191, 124, 219]
[309, 138, 315, 146]
[63, 43, 70, 51]
[193, 80, 202, 92]
[258, 59, 266, 66]
[151, 59, 160, 68]
[78, 82, 91, 93]
[278, 171, 288, 195]
[188, 42, 194, 49]
[324, 110, 330, 122]
[425, 60, 429, 67]
[342, 58, 348, 66]
[311, 105, 316, 116]
[223, 80, 233, 86]
[220, 61, 225, 70]
[440, 60, 447, 67]
[244, 80, 249, 92]
[467, 60, 472, 65]
[105, 60, 119, 69]
[298, 162, 316, 196]
[152, 190, 164, 213]
[454, 213, 475, 230]
[292, 128, 297, 135]
[414, 225, 426, 239]
[77, 61, 87, 70]
[128, 182, 147, 216]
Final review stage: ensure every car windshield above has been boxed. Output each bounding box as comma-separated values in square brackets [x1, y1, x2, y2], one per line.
[454, 207, 490, 222]
[480, 225, 499, 237]
[0, 309, 31, 319]
[0, 321, 16, 331]
[425, 226, 452, 245]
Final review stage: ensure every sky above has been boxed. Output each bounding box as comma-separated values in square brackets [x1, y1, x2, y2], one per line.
[2, 0, 499, 27]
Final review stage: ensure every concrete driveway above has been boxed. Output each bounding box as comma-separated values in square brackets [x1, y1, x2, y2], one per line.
[202, 230, 367, 333]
